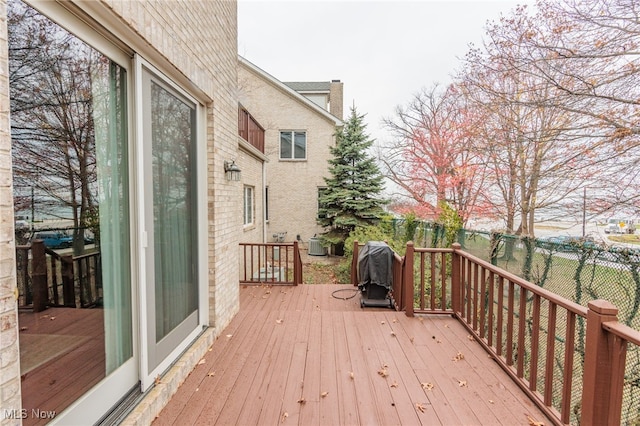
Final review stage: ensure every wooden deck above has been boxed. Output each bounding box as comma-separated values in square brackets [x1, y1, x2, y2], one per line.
[153, 284, 550, 426]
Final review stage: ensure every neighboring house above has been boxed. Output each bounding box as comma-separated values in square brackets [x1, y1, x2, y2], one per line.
[0, 0, 242, 424]
[238, 57, 344, 246]
[237, 106, 268, 244]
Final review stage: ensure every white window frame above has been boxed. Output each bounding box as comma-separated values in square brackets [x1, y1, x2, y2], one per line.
[279, 130, 307, 160]
[244, 185, 254, 226]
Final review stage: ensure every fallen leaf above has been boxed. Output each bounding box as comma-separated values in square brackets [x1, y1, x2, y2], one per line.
[416, 402, 426, 413]
[410, 337, 415, 343]
[154, 375, 162, 385]
[421, 382, 434, 391]
[265, 290, 271, 294]
[19, 326, 28, 331]
[321, 391, 329, 398]
[392, 319, 398, 323]
[276, 319, 283, 324]
[452, 352, 465, 362]
[297, 398, 306, 404]
[207, 372, 215, 377]
[390, 382, 399, 388]
[349, 371, 354, 380]
[378, 368, 389, 378]
[527, 415, 544, 426]
[457, 379, 467, 387]
[489, 399, 494, 404]
[467, 335, 475, 341]
[444, 324, 449, 328]
[390, 331, 396, 337]
[226, 334, 233, 338]
[50, 316, 56, 320]
[281, 412, 288, 423]
[381, 320, 386, 325]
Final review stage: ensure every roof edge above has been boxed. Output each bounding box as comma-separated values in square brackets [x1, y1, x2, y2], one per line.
[239, 55, 343, 127]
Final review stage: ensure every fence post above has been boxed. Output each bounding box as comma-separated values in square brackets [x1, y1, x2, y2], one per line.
[293, 241, 300, 285]
[61, 255, 75, 307]
[404, 241, 414, 317]
[31, 240, 47, 312]
[451, 243, 462, 314]
[351, 240, 359, 286]
[580, 300, 627, 426]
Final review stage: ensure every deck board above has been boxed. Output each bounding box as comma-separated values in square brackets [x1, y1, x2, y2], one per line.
[154, 284, 552, 426]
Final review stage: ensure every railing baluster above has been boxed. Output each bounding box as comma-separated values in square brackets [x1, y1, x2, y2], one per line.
[517, 287, 527, 378]
[420, 252, 425, 310]
[473, 262, 479, 331]
[430, 252, 435, 309]
[506, 280, 515, 366]
[530, 293, 541, 392]
[480, 266, 486, 339]
[561, 311, 576, 425]
[488, 271, 495, 347]
[440, 251, 446, 310]
[544, 302, 557, 406]
[496, 276, 504, 356]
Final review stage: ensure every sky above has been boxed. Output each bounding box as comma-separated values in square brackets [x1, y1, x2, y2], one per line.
[238, 0, 533, 146]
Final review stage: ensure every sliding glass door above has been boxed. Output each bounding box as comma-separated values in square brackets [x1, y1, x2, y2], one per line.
[141, 67, 199, 371]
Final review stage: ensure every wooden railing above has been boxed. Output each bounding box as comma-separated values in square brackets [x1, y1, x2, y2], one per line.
[16, 240, 101, 311]
[238, 106, 265, 153]
[239, 242, 301, 285]
[399, 241, 640, 426]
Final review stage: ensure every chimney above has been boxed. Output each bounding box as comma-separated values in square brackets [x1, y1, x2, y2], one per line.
[329, 79, 343, 121]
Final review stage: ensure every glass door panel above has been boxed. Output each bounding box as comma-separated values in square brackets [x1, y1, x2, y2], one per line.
[142, 69, 198, 370]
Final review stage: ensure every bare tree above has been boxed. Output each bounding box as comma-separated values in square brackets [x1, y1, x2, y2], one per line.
[9, 0, 100, 252]
[380, 84, 489, 225]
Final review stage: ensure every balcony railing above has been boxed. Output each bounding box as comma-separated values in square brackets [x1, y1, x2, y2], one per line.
[349, 240, 640, 426]
[238, 106, 265, 153]
[239, 242, 302, 285]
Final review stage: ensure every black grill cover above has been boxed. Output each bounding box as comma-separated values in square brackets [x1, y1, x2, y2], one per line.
[358, 241, 393, 295]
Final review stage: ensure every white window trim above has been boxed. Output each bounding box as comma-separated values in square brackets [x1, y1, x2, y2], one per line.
[244, 185, 255, 227]
[279, 130, 307, 160]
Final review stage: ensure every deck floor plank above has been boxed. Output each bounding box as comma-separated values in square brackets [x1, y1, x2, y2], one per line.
[330, 312, 360, 425]
[154, 284, 553, 426]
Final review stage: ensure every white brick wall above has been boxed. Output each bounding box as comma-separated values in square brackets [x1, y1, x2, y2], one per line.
[238, 62, 339, 246]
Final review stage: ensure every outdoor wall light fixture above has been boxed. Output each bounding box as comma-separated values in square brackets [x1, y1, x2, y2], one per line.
[224, 160, 242, 181]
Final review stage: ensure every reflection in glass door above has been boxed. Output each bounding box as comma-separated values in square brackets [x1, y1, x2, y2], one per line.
[142, 68, 199, 371]
[8, 0, 135, 423]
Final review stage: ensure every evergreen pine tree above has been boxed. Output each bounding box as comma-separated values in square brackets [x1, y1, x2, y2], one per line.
[318, 106, 387, 247]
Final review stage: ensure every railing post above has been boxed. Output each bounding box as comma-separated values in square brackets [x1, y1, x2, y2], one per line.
[351, 240, 359, 286]
[404, 241, 414, 317]
[580, 300, 627, 426]
[61, 255, 75, 307]
[293, 241, 300, 285]
[451, 243, 462, 314]
[31, 240, 48, 312]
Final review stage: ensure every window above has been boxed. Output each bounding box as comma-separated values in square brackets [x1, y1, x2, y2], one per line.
[244, 185, 254, 225]
[280, 131, 306, 159]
